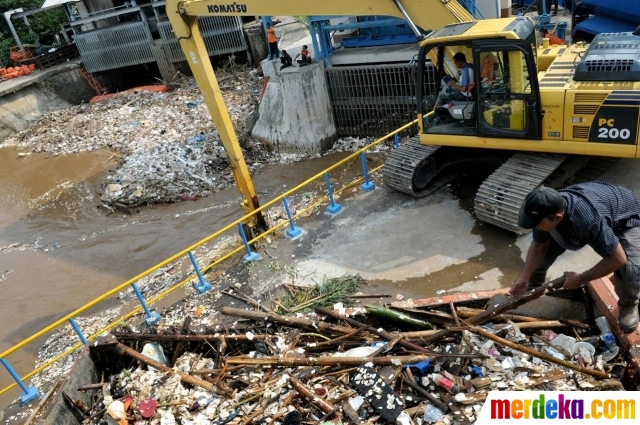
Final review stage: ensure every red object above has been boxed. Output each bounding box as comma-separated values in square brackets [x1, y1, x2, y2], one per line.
[138, 398, 157, 418]
[433, 373, 457, 393]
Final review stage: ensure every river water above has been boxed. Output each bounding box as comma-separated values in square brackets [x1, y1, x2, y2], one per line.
[0, 146, 353, 406]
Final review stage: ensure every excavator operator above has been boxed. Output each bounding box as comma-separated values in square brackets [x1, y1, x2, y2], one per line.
[434, 52, 474, 119]
[509, 182, 640, 333]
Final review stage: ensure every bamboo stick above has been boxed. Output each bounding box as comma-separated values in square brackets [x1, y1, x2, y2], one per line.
[76, 382, 107, 392]
[494, 320, 573, 330]
[421, 276, 566, 345]
[221, 306, 354, 334]
[467, 326, 609, 379]
[456, 307, 546, 323]
[24, 378, 63, 425]
[113, 332, 266, 342]
[116, 343, 219, 393]
[401, 376, 448, 413]
[305, 327, 364, 350]
[315, 306, 433, 355]
[457, 307, 590, 329]
[289, 376, 337, 415]
[226, 355, 433, 366]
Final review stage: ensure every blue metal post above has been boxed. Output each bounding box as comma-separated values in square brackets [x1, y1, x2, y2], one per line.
[309, 21, 323, 64]
[130, 283, 161, 326]
[188, 251, 213, 294]
[0, 359, 39, 404]
[360, 153, 375, 192]
[282, 198, 303, 239]
[68, 318, 87, 345]
[324, 173, 342, 215]
[394, 134, 400, 149]
[238, 223, 260, 261]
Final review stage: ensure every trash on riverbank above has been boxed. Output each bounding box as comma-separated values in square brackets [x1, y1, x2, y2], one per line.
[28, 277, 636, 425]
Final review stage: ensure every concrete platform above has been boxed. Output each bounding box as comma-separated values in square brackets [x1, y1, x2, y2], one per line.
[242, 157, 640, 336]
[0, 60, 81, 98]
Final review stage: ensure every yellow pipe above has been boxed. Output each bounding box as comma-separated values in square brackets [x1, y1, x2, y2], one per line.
[0, 122, 414, 396]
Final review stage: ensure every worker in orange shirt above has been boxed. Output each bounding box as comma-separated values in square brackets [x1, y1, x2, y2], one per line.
[294, 45, 312, 66]
[540, 28, 565, 45]
[266, 23, 279, 60]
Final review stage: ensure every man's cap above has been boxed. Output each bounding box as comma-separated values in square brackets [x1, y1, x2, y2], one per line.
[518, 186, 567, 229]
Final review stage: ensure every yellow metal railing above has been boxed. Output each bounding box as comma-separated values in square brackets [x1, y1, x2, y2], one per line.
[0, 119, 418, 400]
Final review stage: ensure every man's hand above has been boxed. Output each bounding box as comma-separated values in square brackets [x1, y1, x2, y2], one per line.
[509, 277, 529, 298]
[563, 271, 586, 290]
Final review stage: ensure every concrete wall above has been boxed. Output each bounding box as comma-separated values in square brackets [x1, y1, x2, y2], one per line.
[252, 61, 337, 153]
[0, 85, 71, 142]
[42, 69, 101, 105]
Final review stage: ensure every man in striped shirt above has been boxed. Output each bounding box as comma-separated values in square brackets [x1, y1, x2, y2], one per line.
[510, 182, 640, 332]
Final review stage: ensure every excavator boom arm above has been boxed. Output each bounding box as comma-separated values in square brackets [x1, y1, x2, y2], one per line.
[165, 0, 473, 228]
[175, 0, 474, 31]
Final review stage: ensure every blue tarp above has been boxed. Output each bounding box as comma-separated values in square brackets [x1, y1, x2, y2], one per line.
[573, 15, 637, 36]
[578, 0, 640, 25]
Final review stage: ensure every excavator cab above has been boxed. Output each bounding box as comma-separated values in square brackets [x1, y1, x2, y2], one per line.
[418, 34, 542, 141]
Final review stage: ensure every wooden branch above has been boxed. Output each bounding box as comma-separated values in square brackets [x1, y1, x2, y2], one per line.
[315, 306, 432, 355]
[226, 355, 432, 366]
[421, 276, 566, 345]
[116, 343, 220, 393]
[467, 326, 609, 379]
[221, 306, 353, 334]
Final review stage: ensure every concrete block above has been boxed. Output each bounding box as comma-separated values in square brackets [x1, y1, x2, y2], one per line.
[252, 62, 337, 153]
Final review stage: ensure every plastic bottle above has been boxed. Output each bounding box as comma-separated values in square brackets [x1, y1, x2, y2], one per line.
[432, 373, 458, 393]
[423, 404, 445, 423]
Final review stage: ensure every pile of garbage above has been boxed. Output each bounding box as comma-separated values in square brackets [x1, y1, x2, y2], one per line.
[2, 69, 272, 209]
[48, 277, 635, 425]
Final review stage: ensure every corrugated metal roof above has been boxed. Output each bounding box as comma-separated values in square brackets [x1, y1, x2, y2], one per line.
[41, 0, 79, 9]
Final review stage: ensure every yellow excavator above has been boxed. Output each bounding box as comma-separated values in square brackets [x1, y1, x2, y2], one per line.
[167, 0, 640, 233]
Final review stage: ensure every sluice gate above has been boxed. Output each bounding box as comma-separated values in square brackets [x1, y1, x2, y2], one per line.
[325, 63, 438, 137]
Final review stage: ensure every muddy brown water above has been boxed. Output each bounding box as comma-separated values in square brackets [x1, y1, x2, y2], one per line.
[0, 146, 355, 407]
[0, 147, 525, 410]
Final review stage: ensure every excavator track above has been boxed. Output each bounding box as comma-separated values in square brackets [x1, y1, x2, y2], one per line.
[474, 153, 567, 234]
[382, 136, 440, 196]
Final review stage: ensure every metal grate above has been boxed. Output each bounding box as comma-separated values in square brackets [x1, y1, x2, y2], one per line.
[75, 22, 154, 73]
[158, 16, 246, 63]
[585, 59, 633, 72]
[574, 104, 599, 115]
[573, 126, 590, 139]
[325, 64, 437, 137]
[574, 93, 608, 103]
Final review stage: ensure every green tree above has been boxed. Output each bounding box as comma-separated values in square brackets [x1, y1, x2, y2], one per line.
[0, 0, 66, 63]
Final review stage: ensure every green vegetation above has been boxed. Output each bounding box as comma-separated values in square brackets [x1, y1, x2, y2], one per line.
[0, 0, 67, 63]
[275, 274, 364, 314]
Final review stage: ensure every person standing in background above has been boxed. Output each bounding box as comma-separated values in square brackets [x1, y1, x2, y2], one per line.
[266, 23, 279, 60]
